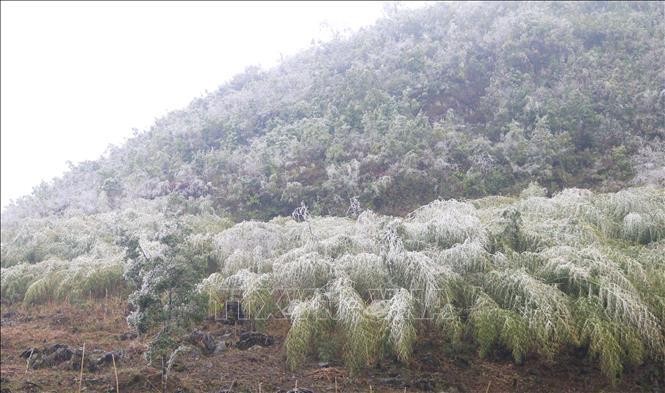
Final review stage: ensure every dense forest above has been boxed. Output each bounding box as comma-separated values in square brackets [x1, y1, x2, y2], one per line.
[1, 1, 664, 389]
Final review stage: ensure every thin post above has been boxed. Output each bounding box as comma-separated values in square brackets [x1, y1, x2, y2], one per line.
[112, 353, 119, 393]
[78, 343, 86, 393]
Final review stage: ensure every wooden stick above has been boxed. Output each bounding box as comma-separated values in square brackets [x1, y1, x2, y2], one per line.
[258, 382, 262, 393]
[25, 348, 34, 372]
[112, 353, 119, 393]
[335, 377, 338, 393]
[485, 380, 492, 393]
[78, 343, 86, 393]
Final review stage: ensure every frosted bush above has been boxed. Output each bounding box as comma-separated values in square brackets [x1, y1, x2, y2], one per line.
[273, 252, 332, 290]
[4, 186, 664, 383]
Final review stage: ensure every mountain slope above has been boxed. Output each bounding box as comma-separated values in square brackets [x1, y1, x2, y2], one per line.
[2, 2, 664, 222]
[2, 3, 665, 386]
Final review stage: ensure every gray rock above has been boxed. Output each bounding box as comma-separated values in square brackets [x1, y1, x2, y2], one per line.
[213, 340, 227, 354]
[189, 330, 217, 355]
[52, 347, 73, 363]
[236, 332, 274, 350]
[96, 351, 122, 366]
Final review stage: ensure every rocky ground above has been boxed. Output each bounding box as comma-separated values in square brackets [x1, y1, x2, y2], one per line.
[0, 299, 662, 393]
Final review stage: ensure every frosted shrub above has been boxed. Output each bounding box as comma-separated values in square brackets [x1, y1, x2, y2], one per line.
[1, 256, 125, 305]
[385, 288, 417, 362]
[337, 253, 391, 296]
[437, 239, 489, 274]
[191, 186, 665, 381]
[622, 212, 664, 244]
[285, 293, 330, 369]
[404, 200, 487, 248]
[4, 185, 664, 384]
[213, 221, 285, 264]
[273, 252, 332, 290]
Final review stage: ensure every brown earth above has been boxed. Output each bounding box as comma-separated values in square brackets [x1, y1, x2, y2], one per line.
[0, 299, 662, 393]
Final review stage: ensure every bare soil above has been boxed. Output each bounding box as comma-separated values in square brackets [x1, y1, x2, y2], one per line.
[0, 299, 662, 393]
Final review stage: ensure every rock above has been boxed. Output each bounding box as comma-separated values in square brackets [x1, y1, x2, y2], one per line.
[45, 343, 67, 352]
[70, 349, 98, 372]
[96, 351, 122, 366]
[28, 351, 57, 370]
[1, 311, 16, 326]
[20, 348, 39, 359]
[20, 381, 41, 393]
[21, 344, 77, 369]
[236, 332, 274, 350]
[286, 389, 314, 393]
[318, 362, 330, 368]
[52, 347, 73, 363]
[42, 343, 72, 364]
[189, 330, 216, 355]
[26, 352, 47, 369]
[213, 340, 227, 354]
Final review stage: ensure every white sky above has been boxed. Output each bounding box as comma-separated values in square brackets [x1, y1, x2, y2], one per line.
[1, 1, 430, 210]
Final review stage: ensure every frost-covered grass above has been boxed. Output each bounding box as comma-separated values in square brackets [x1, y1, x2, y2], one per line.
[2, 186, 664, 383]
[1, 197, 231, 305]
[197, 185, 664, 382]
[1, 256, 125, 305]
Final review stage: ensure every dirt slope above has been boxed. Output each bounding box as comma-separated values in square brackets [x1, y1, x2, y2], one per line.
[0, 300, 661, 393]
